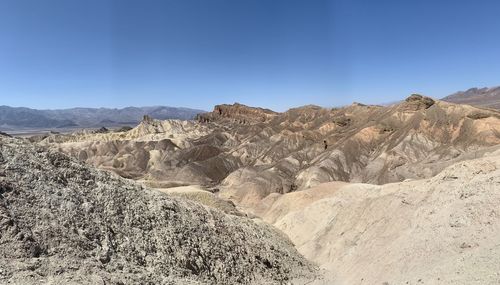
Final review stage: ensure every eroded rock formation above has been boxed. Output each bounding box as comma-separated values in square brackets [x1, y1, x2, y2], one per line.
[43, 96, 500, 210]
[196, 103, 278, 124]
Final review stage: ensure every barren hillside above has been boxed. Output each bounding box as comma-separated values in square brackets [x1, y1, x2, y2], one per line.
[4, 95, 500, 284]
[45, 95, 500, 210]
[257, 147, 500, 285]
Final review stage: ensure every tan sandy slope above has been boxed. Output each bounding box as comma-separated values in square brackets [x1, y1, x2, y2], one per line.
[257, 147, 500, 285]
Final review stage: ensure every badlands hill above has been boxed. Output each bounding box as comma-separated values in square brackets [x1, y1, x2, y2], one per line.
[256, 146, 500, 285]
[0, 137, 316, 284]
[46, 94, 500, 210]
[443, 86, 500, 109]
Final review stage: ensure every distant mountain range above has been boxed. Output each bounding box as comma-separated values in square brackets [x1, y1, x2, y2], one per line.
[442, 86, 500, 109]
[3, 86, 499, 131]
[0, 106, 206, 131]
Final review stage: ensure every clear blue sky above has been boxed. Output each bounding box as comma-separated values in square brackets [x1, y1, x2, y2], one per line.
[1, 0, 500, 111]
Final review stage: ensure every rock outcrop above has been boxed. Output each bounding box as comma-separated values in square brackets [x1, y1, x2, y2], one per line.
[400, 94, 435, 111]
[197, 103, 278, 124]
[0, 137, 316, 284]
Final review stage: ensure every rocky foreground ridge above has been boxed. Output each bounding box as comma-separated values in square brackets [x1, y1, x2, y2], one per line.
[0, 137, 316, 284]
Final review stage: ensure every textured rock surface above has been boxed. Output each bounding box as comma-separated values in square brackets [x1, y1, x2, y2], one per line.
[401, 94, 435, 111]
[196, 103, 278, 124]
[0, 137, 316, 284]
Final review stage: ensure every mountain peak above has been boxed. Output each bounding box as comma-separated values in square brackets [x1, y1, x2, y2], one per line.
[442, 86, 500, 109]
[399, 94, 435, 111]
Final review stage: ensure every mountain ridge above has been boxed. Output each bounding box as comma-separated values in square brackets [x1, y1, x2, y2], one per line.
[0, 105, 206, 131]
[442, 86, 500, 109]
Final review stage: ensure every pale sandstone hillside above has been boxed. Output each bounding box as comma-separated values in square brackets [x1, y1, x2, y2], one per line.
[256, 147, 500, 285]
